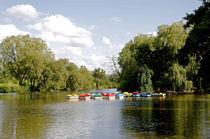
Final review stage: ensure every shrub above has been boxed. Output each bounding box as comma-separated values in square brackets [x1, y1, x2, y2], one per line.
[0, 83, 23, 93]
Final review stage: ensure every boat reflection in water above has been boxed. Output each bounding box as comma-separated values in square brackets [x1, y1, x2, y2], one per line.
[0, 93, 209, 139]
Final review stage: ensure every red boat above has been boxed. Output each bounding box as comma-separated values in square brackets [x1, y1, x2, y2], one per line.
[79, 94, 91, 99]
[101, 93, 115, 99]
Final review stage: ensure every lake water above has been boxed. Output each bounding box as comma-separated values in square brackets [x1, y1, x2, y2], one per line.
[0, 93, 209, 139]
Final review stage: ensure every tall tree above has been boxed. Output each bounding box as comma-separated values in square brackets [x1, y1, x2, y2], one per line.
[118, 22, 189, 92]
[181, 0, 210, 92]
[138, 65, 153, 92]
[0, 35, 54, 91]
[92, 68, 105, 89]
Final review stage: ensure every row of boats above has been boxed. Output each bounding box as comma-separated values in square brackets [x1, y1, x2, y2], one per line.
[66, 92, 166, 100]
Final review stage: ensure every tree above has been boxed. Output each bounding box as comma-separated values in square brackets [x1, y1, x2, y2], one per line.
[118, 22, 190, 92]
[138, 65, 153, 92]
[167, 63, 192, 92]
[118, 41, 139, 91]
[180, 0, 210, 92]
[0, 35, 54, 91]
[77, 66, 94, 90]
[92, 68, 105, 89]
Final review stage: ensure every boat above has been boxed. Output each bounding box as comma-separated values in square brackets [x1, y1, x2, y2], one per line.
[79, 94, 91, 99]
[66, 94, 79, 99]
[140, 93, 151, 97]
[92, 94, 103, 99]
[151, 93, 166, 97]
[115, 93, 124, 99]
[124, 92, 133, 97]
[132, 92, 140, 97]
[101, 93, 115, 99]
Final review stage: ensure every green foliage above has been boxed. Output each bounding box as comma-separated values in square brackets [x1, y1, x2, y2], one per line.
[156, 21, 188, 55]
[180, 0, 210, 92]
[138, 65, 153, 92]
[0, 35, 114, 93]
[92, 68, 105, 89]
[77, 66, 94, 90]
[0, 83, 23, 93]
[167, 63, 193, 92]
[0, 35, 54, 91]
[118, 21, 193, 92]
[66, 72, 79, 91]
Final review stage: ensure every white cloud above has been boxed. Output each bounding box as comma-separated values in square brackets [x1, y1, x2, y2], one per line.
[28, 14, 96, 70]
[2, 5, 117, 72]
[67, 47, 82, 56]
[111, 17, 122, 23]
[0, 24, 30, 42]
[6, 4, 39, 21]
[145, 31, 157, 37]
[29, 14, 93, 48]
[102, 36, 111, 45]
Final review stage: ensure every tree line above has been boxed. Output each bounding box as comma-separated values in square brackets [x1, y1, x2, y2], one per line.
[117, 0, 210, 93]
[0, 35, 116, 92]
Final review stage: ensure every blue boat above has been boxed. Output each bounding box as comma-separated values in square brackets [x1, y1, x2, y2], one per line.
[132, 92, 140, 97]
[115, 93, 124, 99]
[140, 93, 151, 97]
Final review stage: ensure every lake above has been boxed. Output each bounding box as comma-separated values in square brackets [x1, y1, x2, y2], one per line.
[0, 93, 209, 139]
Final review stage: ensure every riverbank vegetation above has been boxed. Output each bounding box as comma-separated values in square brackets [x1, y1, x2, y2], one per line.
[0, 35, 116, 93]
[118, 0, 210, 93]
[0, 1, 209, 94]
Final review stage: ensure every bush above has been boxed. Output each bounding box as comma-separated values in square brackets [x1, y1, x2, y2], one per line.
[0, 83, 23, 93]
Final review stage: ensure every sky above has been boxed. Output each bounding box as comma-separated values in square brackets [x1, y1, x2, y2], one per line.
[0, 0, 202, 73]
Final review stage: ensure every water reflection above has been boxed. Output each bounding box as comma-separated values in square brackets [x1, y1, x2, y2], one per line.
[45, 100, 123, 139]
[121, 95, 210, 138]
[0, 95, 53, 139]
[0, 94, 209, 138]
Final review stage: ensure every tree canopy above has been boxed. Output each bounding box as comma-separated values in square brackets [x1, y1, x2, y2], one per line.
[0, 35, 115, 92]
[180, 0, 210, 92]
[118, 21, 194, 92]
[92, 68, 105, 89]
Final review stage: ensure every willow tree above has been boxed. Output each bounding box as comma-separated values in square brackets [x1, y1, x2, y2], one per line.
[167, 63, 193, 92]
[118, 22, 190, 92]
[138, 65, 153, 92]
[156, 21, 188, 56]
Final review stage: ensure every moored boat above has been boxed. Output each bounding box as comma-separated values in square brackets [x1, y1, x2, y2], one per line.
[115, 93, 124, 99]
[124, 92, 133, 97]
[132, 92, 140, 97]
[66, 94, 79, 99]
[79, 94, 91, 99]
[151, 93, 166, 97]
[140, 93, 151, 97]
[101, 93, 115, 99]
[92, 94, 103, 99]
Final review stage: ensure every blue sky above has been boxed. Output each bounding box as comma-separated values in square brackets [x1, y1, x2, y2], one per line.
[0, 0, 202, 72]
